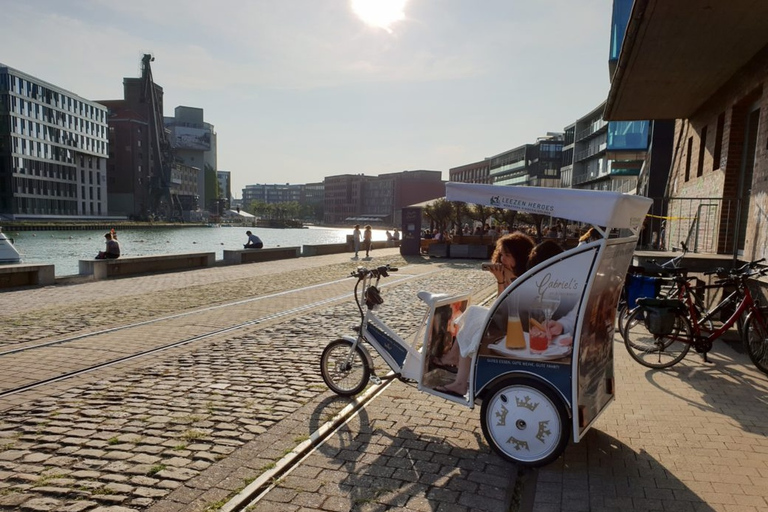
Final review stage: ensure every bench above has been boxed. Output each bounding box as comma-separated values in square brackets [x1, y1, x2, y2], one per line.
[301, 243, 348, 257]
[0, 263, 55, 289]
[223, 246, 301, 264]
[420, 239, 439, 254]
[79, 252, 216, 280]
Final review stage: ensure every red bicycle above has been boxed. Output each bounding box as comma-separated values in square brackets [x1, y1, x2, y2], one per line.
[623, 259, 768, 375]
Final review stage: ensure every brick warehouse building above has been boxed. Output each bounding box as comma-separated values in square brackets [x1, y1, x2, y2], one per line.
[605, 0, 768, 261]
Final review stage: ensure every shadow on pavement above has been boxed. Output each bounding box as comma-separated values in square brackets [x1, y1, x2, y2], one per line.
[535, 429, 718, 512]
[642, 352, 768, 437]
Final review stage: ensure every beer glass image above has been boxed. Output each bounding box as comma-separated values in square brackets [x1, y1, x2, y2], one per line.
[529, 307, 549, 354]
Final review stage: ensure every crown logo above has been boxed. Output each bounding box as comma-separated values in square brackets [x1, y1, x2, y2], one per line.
[506, 435, 530, 452]
[515, 395, 539, 411]
[494, 404, 508, 426]
[535, 420, 551, 443]
[490, 195, 500, 205]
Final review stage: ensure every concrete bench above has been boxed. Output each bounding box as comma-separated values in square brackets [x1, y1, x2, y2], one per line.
[79, 252, 216, 280]
[302, 243, 349, 257]
[223, 246, 300, 264]
[0, 263, 55, 289]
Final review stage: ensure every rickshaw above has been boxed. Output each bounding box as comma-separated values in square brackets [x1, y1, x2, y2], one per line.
[321, 183, 653, 466]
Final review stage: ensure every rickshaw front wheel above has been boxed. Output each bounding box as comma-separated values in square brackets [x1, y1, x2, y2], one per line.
[480, 377, 569, 467]
[320, 339, 371, 396]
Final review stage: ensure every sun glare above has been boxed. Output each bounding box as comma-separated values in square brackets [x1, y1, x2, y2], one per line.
[351, 0, 407, 32]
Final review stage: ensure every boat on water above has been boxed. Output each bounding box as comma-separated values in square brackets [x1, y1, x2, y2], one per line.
[0, 227, 22, 264]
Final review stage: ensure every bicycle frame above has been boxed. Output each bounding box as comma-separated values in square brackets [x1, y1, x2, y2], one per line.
[683, 276, 761, 346]
[345, 267, 470, 385]
[346, 270, 422, 382]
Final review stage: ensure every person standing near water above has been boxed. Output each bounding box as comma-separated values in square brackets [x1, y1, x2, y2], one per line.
[363, 225, 373, 258]
[352, 224, 361, 258]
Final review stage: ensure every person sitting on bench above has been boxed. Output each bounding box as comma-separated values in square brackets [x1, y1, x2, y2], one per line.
[244, 230, 263, 249]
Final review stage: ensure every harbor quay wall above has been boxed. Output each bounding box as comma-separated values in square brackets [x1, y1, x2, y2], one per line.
[0, 241, 402, 288]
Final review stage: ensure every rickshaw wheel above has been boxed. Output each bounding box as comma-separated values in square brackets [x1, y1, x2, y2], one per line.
[320, 339, 371, 396]
[480, 377, 569, 467]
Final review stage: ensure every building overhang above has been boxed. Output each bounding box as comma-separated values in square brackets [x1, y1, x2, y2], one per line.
[604, 0, 768, 121]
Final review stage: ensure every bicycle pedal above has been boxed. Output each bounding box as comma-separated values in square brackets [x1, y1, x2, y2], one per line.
[369, 375, 382, 385]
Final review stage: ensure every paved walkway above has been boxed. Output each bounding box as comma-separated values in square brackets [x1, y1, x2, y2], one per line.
[0, 248, 766, 511]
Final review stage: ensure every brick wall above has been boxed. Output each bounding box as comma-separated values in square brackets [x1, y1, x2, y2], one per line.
[666, 46, 768, 259]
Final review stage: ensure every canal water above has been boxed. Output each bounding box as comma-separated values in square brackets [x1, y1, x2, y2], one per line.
[6, 225, 391, 277]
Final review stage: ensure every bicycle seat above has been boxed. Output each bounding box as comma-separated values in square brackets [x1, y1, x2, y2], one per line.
[417, 291, 450, 306]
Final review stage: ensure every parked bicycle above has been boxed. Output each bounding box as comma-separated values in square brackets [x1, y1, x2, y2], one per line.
[623, 258, 768, 375]
[617, 241, 689, 335]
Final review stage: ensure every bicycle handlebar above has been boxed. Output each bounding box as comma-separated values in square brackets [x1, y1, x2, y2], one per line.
[706, 258, 767, 284]
[349, 264, 399, 279]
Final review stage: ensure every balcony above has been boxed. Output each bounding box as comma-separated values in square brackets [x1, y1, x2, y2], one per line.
[574, 143, 607, 162]
[575, 119, 607, 142]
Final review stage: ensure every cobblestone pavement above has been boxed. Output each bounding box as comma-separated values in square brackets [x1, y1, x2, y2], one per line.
[1, 249, 767, 512]
[0, 250, 510, 511]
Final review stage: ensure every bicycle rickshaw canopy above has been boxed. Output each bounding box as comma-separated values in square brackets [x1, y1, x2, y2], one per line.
[445, 182, 652, 231]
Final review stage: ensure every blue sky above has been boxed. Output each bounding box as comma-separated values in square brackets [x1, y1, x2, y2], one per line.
[2, 0, 613, 196]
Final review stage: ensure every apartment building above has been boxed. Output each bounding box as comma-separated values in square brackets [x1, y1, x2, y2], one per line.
[0, 64, 109, 219]
[323, 170, 444, 226]
[604, 0, 768, 258]
[449, 159, 491, 184]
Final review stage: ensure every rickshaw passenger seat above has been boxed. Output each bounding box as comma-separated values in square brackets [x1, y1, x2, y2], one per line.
[417, 291, 450, 306]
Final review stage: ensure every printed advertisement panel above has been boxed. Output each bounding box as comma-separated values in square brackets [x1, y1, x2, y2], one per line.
[421, 297, 470, 391]
[172, 126, 211, 150]
[473, 249, 598, 403]
[575, 240, 635, 436]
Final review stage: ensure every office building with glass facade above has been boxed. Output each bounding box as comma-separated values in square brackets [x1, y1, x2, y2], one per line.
[0, 64, 109, 219]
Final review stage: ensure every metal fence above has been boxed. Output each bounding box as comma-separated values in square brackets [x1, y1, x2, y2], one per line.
[640, 196, 739, 254]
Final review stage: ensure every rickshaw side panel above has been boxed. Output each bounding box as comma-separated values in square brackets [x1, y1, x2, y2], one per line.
[572, 238, 636, 440]
[471, 246, 601, 415]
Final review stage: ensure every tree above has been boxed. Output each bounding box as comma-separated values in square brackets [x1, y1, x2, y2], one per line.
[423, 198, 455, 238]
[467, 203, 494, 242]
[494, 208, 518, 233]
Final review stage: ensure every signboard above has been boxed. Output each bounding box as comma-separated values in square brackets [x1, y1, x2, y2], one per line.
[172, 126, 211, 151]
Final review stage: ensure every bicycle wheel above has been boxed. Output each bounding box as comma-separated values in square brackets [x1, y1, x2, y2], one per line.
[320, 339, 371, 396]
[623, 307, 691, 368]
[743, 310, 768, 375]
[617, 301, 628, 336]
[480, 377, 569, 467]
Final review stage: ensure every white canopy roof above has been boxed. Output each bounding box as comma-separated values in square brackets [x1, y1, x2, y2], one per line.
[445, 183, 652, 230]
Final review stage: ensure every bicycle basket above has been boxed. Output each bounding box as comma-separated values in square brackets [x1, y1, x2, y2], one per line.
[637, 298, 681, 336]
[365, 286, 384, 309]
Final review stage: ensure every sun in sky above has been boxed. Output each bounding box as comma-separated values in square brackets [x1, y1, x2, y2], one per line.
[351, 0, 408, 33]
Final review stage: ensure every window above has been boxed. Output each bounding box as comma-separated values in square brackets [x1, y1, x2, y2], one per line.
[714, 113, 724, 169]
[685, 137, 693, 182]
[697, 125, 707, 177]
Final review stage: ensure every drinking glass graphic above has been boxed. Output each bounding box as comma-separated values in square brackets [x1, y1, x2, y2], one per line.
[529, 306, 549, 354]
[539, 297, 561, 342]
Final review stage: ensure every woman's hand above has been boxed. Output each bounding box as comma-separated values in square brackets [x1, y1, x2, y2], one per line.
[486, 263, 514, 287]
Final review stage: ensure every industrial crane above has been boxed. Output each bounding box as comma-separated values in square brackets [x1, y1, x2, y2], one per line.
[140, 54, 182, 221]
